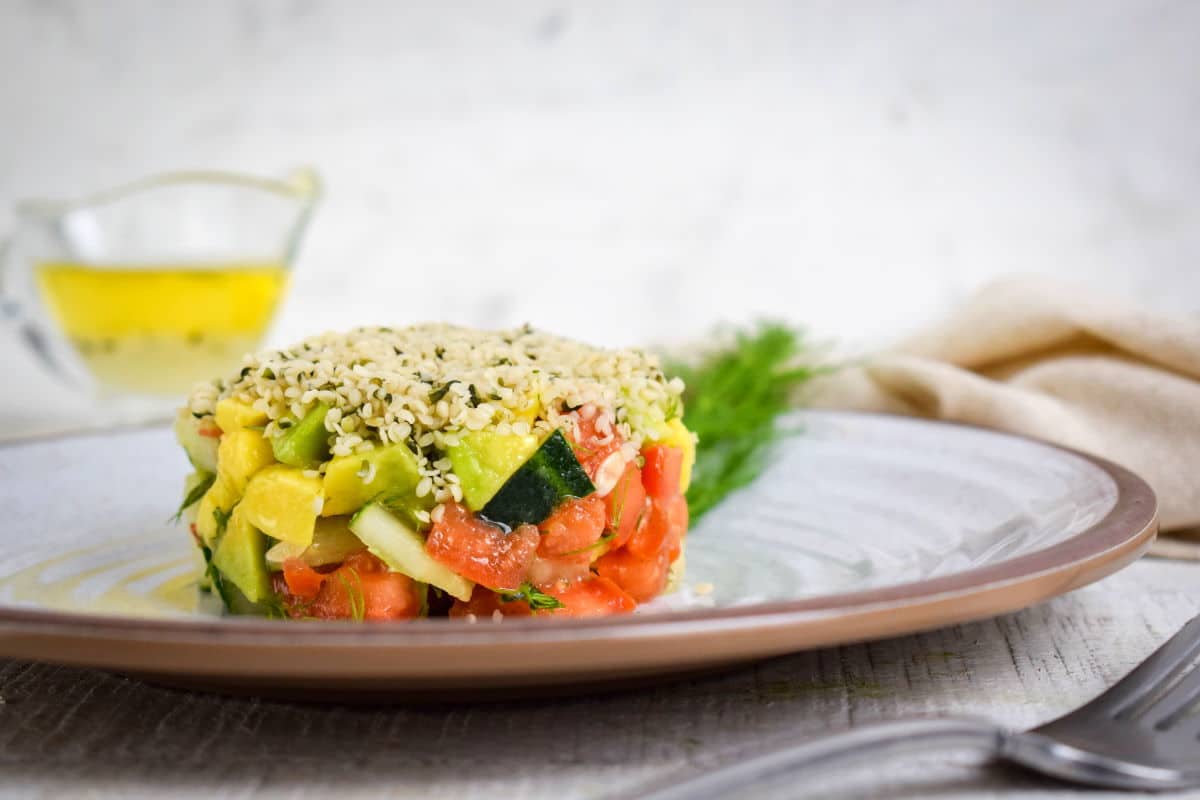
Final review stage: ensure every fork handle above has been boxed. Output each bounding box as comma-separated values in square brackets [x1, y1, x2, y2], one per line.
[635, 718, 1006, 800]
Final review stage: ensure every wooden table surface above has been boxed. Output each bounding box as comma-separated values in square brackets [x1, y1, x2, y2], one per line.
[1, 557, 1197, 800]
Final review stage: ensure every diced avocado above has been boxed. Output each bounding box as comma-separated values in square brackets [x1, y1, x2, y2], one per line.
[174, 410, 219, 473]
[447, 430, 542, 510]
[216, 429, 276, 495]
[265, 516, 366, 567]
[238, 465, 324, 547]
[221, 582, 278, 617]
[195, 476, 240, 544]
[650, 418, 697, 493]
[272, 403, 331, 468]
[350, 504, 474, 601]
[211, 505, 271, 603]
[215, 397, 268, 433]
[322, 441, 424, 516]
[308, 516, 368, 564]
[481, 430, 595, 527]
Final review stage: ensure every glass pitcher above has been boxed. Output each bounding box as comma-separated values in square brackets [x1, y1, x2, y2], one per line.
[1, 168, 320, 414]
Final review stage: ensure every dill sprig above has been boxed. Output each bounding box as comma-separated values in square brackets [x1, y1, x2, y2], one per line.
[171, 472, 215, 523]
[497, 582, 565, 611]
[667, 322, 823, 521]
[337, 569, 366, 622]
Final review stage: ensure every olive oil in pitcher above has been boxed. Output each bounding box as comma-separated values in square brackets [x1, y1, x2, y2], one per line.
[35, 262, 289, 395]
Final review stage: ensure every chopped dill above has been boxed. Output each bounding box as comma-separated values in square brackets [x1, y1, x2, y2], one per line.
[212, 507, 233, 538]
[337, 569, 366, 622]
[171, 472, 215, 523]
[497, 582, 564, 611]
[666, 323, 825, 521]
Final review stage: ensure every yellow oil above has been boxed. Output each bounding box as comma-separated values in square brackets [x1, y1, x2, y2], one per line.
[0, 545, 209, 618]
[35, 262, 289, 394]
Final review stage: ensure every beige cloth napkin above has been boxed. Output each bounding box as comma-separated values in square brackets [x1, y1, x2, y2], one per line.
[808, 277, 1200, 546]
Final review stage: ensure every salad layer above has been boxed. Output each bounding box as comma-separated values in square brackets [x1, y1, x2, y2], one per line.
[176, 324, 694, 621]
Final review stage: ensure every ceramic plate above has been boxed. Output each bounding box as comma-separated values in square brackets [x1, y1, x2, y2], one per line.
[0, 411, 1156, 698]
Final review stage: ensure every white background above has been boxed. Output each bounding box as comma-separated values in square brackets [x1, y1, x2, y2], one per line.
[0, 0, 1197, 426]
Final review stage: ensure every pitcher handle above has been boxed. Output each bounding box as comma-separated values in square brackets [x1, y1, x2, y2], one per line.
[0, 234, 70, 379]
[0, 236, 18, 321]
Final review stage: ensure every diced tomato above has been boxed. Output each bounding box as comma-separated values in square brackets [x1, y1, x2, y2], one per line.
[641, 445, 683, 499]
[526, 554, 589, 586]
[277, 552, 422, 621]
[282, 557, 325, 600]
[348, 551, 389, 573]
[520, 496, 606, 586]
[566, 407, 624, 480]
[538, 496, 606, 561]
[310, 572, 422, 621]
[363, 573, 423, 619]
[547, 576, 636, 617]
[663, 494, 688, 561]
[594, 547, 670, 602]
[605, 462, 647, 549]
[425, 502, 540, 590]
[450, 577, 636, 618]
[449, 585, 533, 619]
[625, 497, 669, 560]
[626, 493, 688, 561]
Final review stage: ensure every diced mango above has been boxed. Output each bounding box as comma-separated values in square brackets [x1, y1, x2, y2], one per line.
[510, 397, 542, 425]
[195, 476, 240, 545]
[322, 442, 424, 516]
[212, 504, 270, 603]
[651, 418, 697, 493]
[215, 397, 268, 433]
[238, 465, 324, 547]
[216, 429, 276, 494]
[447, 430, 542, 510]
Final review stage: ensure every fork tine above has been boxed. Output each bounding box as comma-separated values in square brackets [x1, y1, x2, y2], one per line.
[1092, 616, 1200, 719]
[1165, 703, 1200, 740]
[1142, 661, 1200, 730]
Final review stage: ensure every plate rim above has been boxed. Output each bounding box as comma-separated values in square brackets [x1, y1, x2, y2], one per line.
[0, 410, 1158, 654]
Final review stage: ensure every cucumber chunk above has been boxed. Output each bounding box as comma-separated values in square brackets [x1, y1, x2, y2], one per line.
[349, 504, 475, 601]
[481, 430, 594, 527]
[174, 411, 219, 472]
[447, 430, 542, 510]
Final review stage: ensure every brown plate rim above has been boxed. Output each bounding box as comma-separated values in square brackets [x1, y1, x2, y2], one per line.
[0, 410, 1158, 649]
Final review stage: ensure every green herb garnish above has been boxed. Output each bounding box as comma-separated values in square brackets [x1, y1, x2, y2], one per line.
[212, 507, 233, 538]
[467, 383, 484, 407]
[497, 582, 564, 611]
[198, 542, 236, 611]
[171, 472, 215, 522]
[559, 532, 617, 557]
[667, 323, 824, 521]
[337, 569, 366, 622]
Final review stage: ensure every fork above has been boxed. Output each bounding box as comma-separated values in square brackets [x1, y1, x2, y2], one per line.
[636, 615, 1200, 798]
